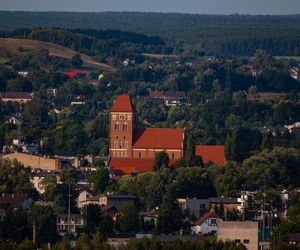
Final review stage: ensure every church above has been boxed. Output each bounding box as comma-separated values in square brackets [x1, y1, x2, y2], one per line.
[108, 94, 225, 175]
[109, 95, 184, 174]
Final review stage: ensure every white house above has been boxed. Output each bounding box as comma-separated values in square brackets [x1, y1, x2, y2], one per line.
[192, 210, 222, 235]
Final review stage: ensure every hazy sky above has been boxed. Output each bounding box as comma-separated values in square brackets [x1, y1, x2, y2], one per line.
[1, 0, 300, 15]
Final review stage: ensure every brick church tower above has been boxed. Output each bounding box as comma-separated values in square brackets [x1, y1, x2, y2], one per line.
[109, 95, 136, 158]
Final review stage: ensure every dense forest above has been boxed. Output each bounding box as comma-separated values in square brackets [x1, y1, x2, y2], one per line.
[1, 12, 300, 55]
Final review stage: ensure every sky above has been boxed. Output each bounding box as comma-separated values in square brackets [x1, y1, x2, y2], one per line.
[1, 0, 300, 15]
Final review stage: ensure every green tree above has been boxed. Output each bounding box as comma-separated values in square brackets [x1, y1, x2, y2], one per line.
[117, 204, 139, 232]
[75, 234, 92, 250]
[71, 54, 83, 68]
[89, 167, 110, 193]
[153, 151, 169, 171]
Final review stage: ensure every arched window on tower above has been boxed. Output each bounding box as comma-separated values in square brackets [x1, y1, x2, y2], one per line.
[123, 123, 128, 131]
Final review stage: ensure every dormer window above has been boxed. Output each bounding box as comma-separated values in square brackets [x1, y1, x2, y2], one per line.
[119, 114, 125, 120]
[123, 123, 128, 131]
[115, 123, 119, 131]
[126, 114, 131, 120]
[112, 114, 117, 120]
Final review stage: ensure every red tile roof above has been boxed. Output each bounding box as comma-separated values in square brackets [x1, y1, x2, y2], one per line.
[109, 158, 155, 174]
[133, 128, 184, 149]
[111, 95, 136, 112]
[195, 145, 226, 165]
[195, 211, 220, 226]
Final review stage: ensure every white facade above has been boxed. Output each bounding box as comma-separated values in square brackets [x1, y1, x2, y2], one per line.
[193, 217, 222, 235]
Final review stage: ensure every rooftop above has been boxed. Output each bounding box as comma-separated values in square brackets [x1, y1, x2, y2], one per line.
[195, 145, 226, 165]
[109, 158, 155, 174]
[133, 128, 184, 149]
[111, 94, 136, 113]
[1, 92, 34, 99]
[195, 210, 220, 226]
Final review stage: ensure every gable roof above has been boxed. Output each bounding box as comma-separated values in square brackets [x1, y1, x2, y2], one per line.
[1, 92, 33, 99]
[133, 128, 184, 149]
[111, 95, 136, 112]
[109, 158, 155, 174]
[195, 145, 226, 165]
[195, 210, 220, 226]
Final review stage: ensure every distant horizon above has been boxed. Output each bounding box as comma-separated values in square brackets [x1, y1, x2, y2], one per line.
[0, 10, 300, 17]
[1, 0, 300, 15]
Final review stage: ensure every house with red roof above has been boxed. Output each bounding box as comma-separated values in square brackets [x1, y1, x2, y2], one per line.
[109, 95, 184, 174]
[195, 145, 226, 166]
[192, 210, 222, 235]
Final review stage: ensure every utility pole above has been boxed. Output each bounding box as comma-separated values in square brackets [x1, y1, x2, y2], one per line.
[32, 220, 36, 245]
[68, 182, 71, 233]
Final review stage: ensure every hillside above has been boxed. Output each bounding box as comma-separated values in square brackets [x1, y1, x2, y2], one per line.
[0, 38, 116, 72]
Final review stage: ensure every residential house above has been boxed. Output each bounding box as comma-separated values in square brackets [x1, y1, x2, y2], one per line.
[140, 210, 159, 227]
[30, 174, 46, 194]
[0, 92, 34, 103]
[0, 193, 33, 210]
[177, 198, 209, 219]
[288, 233, 300, 245]
[209, 197, 241, 214]
[77, 188, 96, 209]
[56, 214, 84, 234]
[192, 210, 222, 235]
[98, 194, 136, 209]
[101, 205, 118, 221]
[217, 221, 259, 250]
[149, 91, 187, 107]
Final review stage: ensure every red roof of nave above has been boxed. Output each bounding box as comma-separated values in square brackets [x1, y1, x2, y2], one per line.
[111, 94, 136, 112]
[133, 128, 184, 150]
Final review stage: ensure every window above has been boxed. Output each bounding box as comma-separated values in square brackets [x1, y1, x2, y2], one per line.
[119, 114, 125, 120]
[124, 141, 128, 148]
[120, 151, 123, 158]
[138, 152, 142, 158]
[172, 152, 175, 159]
[115, 123, 119, 131]
[124, 151, 127, 157]
[116, 151, 119, 158]
[112, 114, 117, 120]
[127, 114, 131, 120]
[123, 123, 128, 131]
[114, 141, 118, 148]
[119, 141, 122, 148]
[209, 218, 217, 226]
[243, 240, 249, 244]
[234, 239, 241, 244]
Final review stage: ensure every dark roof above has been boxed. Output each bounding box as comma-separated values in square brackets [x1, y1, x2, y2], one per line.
[101, 205, 118, 213]
[208, 197, 239, 204]
[1, 92, 33, 99]
[149, 91, 185, 99]
[106, 194, 136, 200]
[111, 95, 136, 112]
[195, 145, 226, 165]
[133, 128, 184, 149]
[288, 233, 300, 242]
[195, 211, 220, 226]
[0, 194, 27, 208]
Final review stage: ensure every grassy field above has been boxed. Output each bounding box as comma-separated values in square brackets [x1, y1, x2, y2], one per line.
[0, 38, 116, 72]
